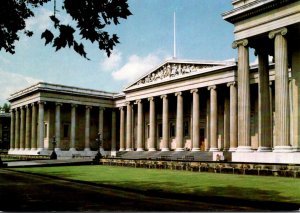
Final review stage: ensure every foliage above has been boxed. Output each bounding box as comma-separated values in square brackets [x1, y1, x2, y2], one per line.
[0, 103, 10, 113]
[0, 0, 132, 59]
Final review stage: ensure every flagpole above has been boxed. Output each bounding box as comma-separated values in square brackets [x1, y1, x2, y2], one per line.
[173, 12, 176, 59]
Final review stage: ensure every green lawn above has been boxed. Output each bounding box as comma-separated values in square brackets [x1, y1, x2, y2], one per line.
[11, 165, 300, 205]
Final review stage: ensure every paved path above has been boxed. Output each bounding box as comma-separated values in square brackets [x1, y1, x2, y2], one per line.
[5, 158, 93, 167]
[0, 169, 257, 211]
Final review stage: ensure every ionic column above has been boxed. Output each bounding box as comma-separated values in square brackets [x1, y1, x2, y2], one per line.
[233, 39, 252, 152]
[111, 110, 117, 152]
[208, 86, 218, 151]
[175, 92, 184, 151]
[126, 102, 133, 151]
[224, 94, 230, 151]
[227, 82, 238, 151]
[136, 100, 144, 151]
[119, 107, 125, 151]
[161, 95, 169, 151]
[269, 28, 292, 152]
[269, 82, 273, 149]
[69, 104, 77, 152]
[256, 49, 272, 152]
[55, 103, 62, 151]
[15, 108, 20, 150]
[84, 106, 92, 152]
[20, 106, 25, 151]
[148, 97, 156, 151]
[31, 103, 37, 150]
[25, 105, 31, 151]
[37, 102, 45, 152]
[191, 89, 200, 151]
[10, 109, 15, 151]
[98, 107, 105, 140]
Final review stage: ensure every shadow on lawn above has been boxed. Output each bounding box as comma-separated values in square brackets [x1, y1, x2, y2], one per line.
[88, 180, 300, 211]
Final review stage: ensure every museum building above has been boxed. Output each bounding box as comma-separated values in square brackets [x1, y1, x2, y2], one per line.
[7, 0, 300, 164]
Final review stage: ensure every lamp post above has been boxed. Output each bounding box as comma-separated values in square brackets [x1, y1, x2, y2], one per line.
[93, 132, 102, 164]
[50, 136, 57, 160]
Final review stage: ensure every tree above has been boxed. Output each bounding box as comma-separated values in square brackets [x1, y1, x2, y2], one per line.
[0, 103, 10, 113]
[0, 0, 132, 59]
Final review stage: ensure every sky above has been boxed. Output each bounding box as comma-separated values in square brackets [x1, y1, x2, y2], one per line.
[0, 0, 243, 105]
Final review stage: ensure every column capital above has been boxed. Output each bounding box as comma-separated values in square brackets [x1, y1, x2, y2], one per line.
[135, 99, 142, 104]
[208, 85, 216, 90]
[37, 101, 46, 105]
[126, 101, 131, 106]
[99, 106, 105, 110]
[190, 88, 198, 94]
[175, 91, 182, 96]
[86, 105, 92, 109]
[9, 109, 14, 113]
[227, 82, 236, 87]
[71, 103, 77, 108]
[232, 39, 248, 49]
[148, 97, 155, 101]
[269, 81, 273, 86]
[25, 104, 30, 109]
[160, 94, 168, 99]
[268, 27, 287, 39]
[31, 102, 35, 107]
[119, 106, 124, 111]
[55, 102, 63, 106]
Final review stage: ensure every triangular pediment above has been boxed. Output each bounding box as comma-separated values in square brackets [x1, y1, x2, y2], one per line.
[124, 59, 235, 91]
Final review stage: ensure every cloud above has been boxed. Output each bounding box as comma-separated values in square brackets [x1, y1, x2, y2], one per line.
[112, 53, 163, 82]
[101, 49, 122, 71]
[26, 8, 53, 32]
[0, 70, 41, 104]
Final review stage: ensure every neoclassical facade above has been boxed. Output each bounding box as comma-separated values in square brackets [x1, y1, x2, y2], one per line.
[7, 0, 300, 163]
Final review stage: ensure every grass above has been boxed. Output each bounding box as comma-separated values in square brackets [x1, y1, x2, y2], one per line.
[11, 165, 300, 205]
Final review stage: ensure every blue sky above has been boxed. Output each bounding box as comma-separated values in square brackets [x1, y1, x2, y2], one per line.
[0, 0, 241, 105]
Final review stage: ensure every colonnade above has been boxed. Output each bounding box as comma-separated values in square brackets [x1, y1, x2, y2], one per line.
[118, 84, 239, 152]
[233, 27, 292, 153]
[9, 102, 117, 154]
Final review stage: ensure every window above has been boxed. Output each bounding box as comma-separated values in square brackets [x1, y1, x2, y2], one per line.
[44, 123, 48, 138]
[184, 121, 189, 137]
[169, 122, 176, 138]
[63, 124, 69, 138]
[158, 123, 162, 138]
[147, 123, 150, 138]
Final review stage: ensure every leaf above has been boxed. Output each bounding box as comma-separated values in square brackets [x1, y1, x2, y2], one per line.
[41, 29, 54, 45]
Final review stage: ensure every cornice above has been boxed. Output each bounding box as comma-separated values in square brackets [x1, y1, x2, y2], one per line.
[223, 0, 297, 24]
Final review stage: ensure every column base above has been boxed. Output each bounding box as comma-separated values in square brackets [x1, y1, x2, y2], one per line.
[292, 147, 300, 152]
[175, 148, 184, 151]
[236, 146, 253, 152]
[69, 148, 77, 154]
[257, 146, 272, 152]
[110, 150, 117, 157]
[119, 148, 125, 151]
[84, 148, 91, 152]
[24, 148, 31, 151]
[209, 147, 219, 152]
[136, 148, 144, 151]
[126, 148, 133, 151]
[273, 146, 293, 153]
[55, 148, 62, 152]
[161, 148, 170, 152]
[191, 148, 201, 152]
[148, 148, 156, 151]
[228, 147, 237, 152]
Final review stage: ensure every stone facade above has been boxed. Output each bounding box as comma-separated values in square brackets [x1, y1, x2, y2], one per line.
[7, 0, 300, 163]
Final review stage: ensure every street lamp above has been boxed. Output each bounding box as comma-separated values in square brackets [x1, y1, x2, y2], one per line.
[93, 132, 102, 164]
[50, 136, 57, 160]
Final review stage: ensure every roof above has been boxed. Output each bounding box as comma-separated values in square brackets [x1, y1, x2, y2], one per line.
[124, 58, 236, 91]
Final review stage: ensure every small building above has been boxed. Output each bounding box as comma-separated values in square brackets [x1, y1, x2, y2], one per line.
[0, 112, 11, 152]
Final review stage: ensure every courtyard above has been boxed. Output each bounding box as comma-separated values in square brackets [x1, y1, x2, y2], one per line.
[1, 164, 299, 211]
